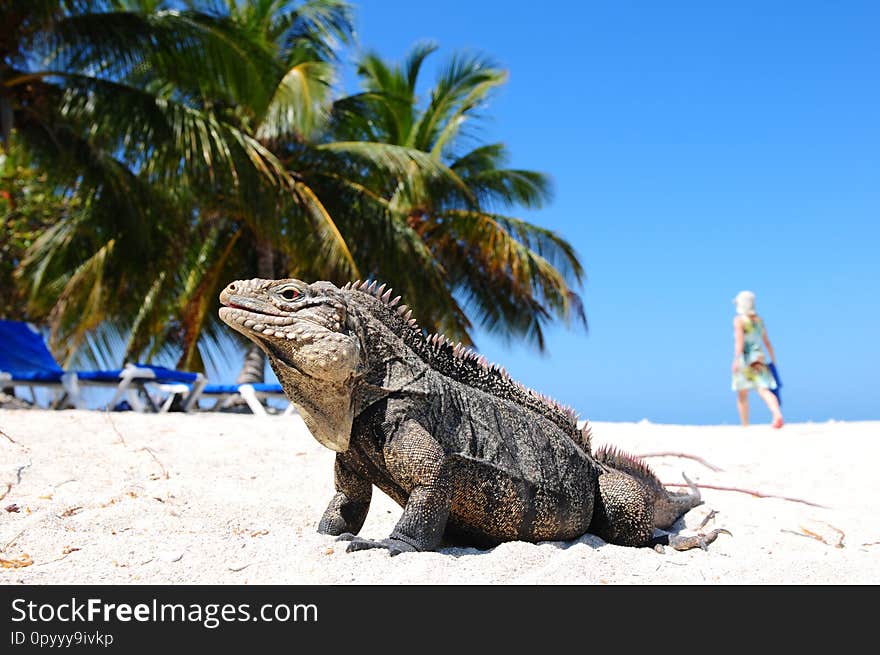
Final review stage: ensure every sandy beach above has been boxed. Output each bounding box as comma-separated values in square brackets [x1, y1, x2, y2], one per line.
[1, 409, 877, 584]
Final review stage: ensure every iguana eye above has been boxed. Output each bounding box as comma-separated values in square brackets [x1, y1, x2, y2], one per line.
[280, 288, 301, 301]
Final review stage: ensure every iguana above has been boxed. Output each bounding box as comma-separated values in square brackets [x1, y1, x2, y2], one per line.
[219, 278, 728, 555]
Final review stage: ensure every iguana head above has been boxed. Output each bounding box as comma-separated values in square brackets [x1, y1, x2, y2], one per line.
[219, 278, 360, 381]
[219, 278, 361, 451]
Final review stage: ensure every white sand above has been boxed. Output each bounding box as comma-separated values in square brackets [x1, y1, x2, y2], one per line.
[1, 409, 877, 584]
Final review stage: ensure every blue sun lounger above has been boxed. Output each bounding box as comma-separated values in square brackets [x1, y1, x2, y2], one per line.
[194, 382, 294, 416]
[77, 363, 207, 412]
[0, 320, 79, 408]
[0, 320, 206, 411]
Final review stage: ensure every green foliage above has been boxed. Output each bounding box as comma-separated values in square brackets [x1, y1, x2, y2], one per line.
[0, 145, 79, 320]
[1, 0, 587, 375]
[328, 42, 585, 348]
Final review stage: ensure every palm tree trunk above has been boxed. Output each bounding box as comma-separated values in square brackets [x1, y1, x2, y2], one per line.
[235, 343, 266, 384]
[235, 235, 274, 384]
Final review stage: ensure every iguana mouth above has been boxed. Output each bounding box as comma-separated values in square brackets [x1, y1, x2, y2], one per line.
[219, 306, 345, 373]
[224, 300, 259, 313]
[219, 305, 298, 329]
[220, 292, 287, 317]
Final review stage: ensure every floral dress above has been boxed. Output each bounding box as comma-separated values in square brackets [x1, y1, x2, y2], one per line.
[732, 315, 777, 391]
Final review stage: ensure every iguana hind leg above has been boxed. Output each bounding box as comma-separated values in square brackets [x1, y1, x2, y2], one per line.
[653, 472, 704, 529]
[589, 470, 656, 546]
[591, 450, 730, 550]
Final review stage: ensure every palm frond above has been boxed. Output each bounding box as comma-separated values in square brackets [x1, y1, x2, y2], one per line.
[317, 141, 475, 203]
[403, 40, 439, 93]
[272, 0, 356, 62]
[415, 51, 506, 154]
[52, 73, 290, 195]
[42, 8, 278, 115]
[285, 180, 360, 278]
[257, 59, 334, 140]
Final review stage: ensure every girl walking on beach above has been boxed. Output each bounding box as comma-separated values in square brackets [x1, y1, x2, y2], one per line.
[731, 290, 784, 428]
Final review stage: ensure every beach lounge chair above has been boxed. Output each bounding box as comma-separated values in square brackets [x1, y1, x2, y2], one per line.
[78, 363, 207, 413]
[194, 382, 295, 416]
[0, 320, 206, 411]
[0, 320, 79, 408]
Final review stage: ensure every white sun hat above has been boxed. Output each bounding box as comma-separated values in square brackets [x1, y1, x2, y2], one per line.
[733, 290, 756, 315]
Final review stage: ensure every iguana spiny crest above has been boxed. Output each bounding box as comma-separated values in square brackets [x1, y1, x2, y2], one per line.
[219, 277, 592, 452]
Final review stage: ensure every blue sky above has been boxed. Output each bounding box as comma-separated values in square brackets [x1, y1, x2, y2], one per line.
[227, 1, 879, 424]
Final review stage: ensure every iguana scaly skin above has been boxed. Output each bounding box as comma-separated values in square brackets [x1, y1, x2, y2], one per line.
[219, 278, 728, 554]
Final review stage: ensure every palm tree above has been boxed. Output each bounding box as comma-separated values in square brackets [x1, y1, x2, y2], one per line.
[150, 1, 461, 382]
[161, 0, 362, 381]
[144, 2, 478, 383]
[2, 1, 424, 374]
[328, 42, 586, 349]
[1, 0, 294, 365]
[3, 3, 586, 390]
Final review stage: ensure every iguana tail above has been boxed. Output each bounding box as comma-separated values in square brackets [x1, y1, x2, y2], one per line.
[594, 446, 703, 529]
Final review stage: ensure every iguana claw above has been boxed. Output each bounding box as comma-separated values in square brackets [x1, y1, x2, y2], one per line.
[667, 528, 732, 551]
[335, 533, 418, 556]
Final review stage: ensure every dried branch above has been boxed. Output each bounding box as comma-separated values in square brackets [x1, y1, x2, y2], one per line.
[697, 509, 718, 531]
[34, 546, 80, 567]
[801, 522, 845, 548]
[782, 523, 845, 548]
[0, 553, 33, 569]
[638, 451, 724, 472]
[0, 483, 10, 502]
[105, 415, 126, 446]
[822, 522, 846, 548]
[0, 429, 16, 444]
[662, 481, 829, 508]
[138, 447, 169, 480]
[2, 528, 26, 553]
[14, 462, 31, 485]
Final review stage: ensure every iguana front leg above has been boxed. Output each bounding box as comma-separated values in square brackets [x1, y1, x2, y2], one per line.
[318, 456, 372, 536]
[339, 420, 452, 556]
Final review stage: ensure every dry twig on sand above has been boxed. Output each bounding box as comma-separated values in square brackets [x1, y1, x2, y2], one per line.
[638, 451, 724, 472]
[34, 546, 81, 567]
[782, 523, 846, 548]
[801, 522, 845, 548]
[0, 428, 17, 444]
[663, 481, 829, 508]
[14, 462, 30, 485]
[105, 415, 126, 446]
[138, 447, 169, 479]
[697, 509, 718, 530]
[2, 528, 26, 553]
[0, 460, 31, 502]
[0, 553, 33, 569]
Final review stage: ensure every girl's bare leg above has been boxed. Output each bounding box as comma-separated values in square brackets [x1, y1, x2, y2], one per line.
[736, 390, 749, 426]
[756, 387, 783, 426]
